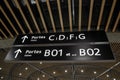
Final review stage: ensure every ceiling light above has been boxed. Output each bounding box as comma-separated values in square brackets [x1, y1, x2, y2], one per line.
[65, 70, 68, 73]
[37, 77, 40, 80]
[19, 73, 22, 76]
[1, 76, 4, 79]
[40, 62, 43, 65]
[25, 67, 28, 70]
[93, 71, 97, 74]
[30, 0, 36, 4]
[0, 67, 2, 70]
[42, 75, 45, 77]
[81, 69, 84, 73]
[113, 78, 116, 80]
[106, 74, 109, 77]
[53, 71, 56, 74]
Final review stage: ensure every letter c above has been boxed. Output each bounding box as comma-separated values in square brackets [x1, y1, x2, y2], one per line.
[49, 35, 55, 41]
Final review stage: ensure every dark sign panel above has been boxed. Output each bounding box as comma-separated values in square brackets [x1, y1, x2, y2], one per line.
[13, 31, 109, 45]
[5, 44, 114, 62]
[5, 31, 115, 62]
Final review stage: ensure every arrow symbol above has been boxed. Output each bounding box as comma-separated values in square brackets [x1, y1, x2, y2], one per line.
[14, 49, 22, 58]
[21, 35, 28, 43]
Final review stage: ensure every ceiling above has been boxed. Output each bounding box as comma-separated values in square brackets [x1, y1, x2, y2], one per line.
[0, 0, 120, 80]
[0, 0, 120, 39]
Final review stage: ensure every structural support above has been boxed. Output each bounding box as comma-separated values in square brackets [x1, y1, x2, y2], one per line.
[1, 6, 19, 35]
[105, 0, 117, 32]
[57, 0, 64, 32]
[68, 0, 72, 32]
[4, 0, 25, 34]
[88, 0, 94, 31]
[72, 65, 75, 80]
[112, 12, 120, 32]
[27, 63, 57, 79]
[72, 0, 75, 25]
[26, 0, 41, 33]
[14, 0, 33, 33]
[46, 0, 56, 32]
[78, 0, 82, 31]
[0, 19, 14, 38]
[0, 29, 7, 39]
[95, 62, 120, 79]
[36, 0, 48, 33]
[97, 0, 105, 30]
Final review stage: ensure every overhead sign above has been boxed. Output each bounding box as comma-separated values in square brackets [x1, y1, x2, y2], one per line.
[5, 31, 115, 62]
[13, 31, 109, 45]
[5, 44, 114, 62]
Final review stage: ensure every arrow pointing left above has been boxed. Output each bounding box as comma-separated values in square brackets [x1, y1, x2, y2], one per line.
[14, 49, 22, 59]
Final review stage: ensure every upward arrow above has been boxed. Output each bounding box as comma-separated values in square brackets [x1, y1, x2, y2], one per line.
[21, 35, 28, 43]
[14, 49, 22, 59]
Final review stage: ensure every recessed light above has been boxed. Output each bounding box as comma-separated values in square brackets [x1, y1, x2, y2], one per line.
[42, 75, 45, 77]
[40, 62, 43, 64]
[106, 74, 109, 77]
[113, 78, 116, 80]
[37, 77, 40, 80]
[0, 67, 2, 70]
[19, 73, 22, 76]
[25, 67, 28, 70]
[65, 70, 68, 73]
[81, 69, 84, 73]
[1, 76, 4, 79]
[30, 0, 36, 4]
[93, 71, 97, 74]
[53, 71, 56, 74]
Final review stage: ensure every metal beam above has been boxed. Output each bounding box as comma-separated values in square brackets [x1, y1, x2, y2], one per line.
[97, 0, 105, 30]
[27, 63, 57, 79]
[95, 62, 120, 79]
[72, 65, 75, 80]
[105, 0, 117, 32]
[1, 6, 19, 35]
[88, 0, 94, 31]
[57, 0, 64, 32]
[0, 19, 14, 38]
[4, 0, 25, 34]
[36, 0, 48, 33]
[68, 0, 72, 32]
[78, 0, 82, 31]
[0, 33, 120, 48]
[72, 0, 75, 25]
[0, 29, 7, 39]
[46, 0, 56, 32]
[26, 0, 41, 33]
[112, 12, 120, 32]
[14, 0, 33, 33]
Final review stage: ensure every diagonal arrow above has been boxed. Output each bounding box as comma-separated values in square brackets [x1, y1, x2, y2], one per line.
[14, 49, 22, 58]
[21, 35, 28, 43]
